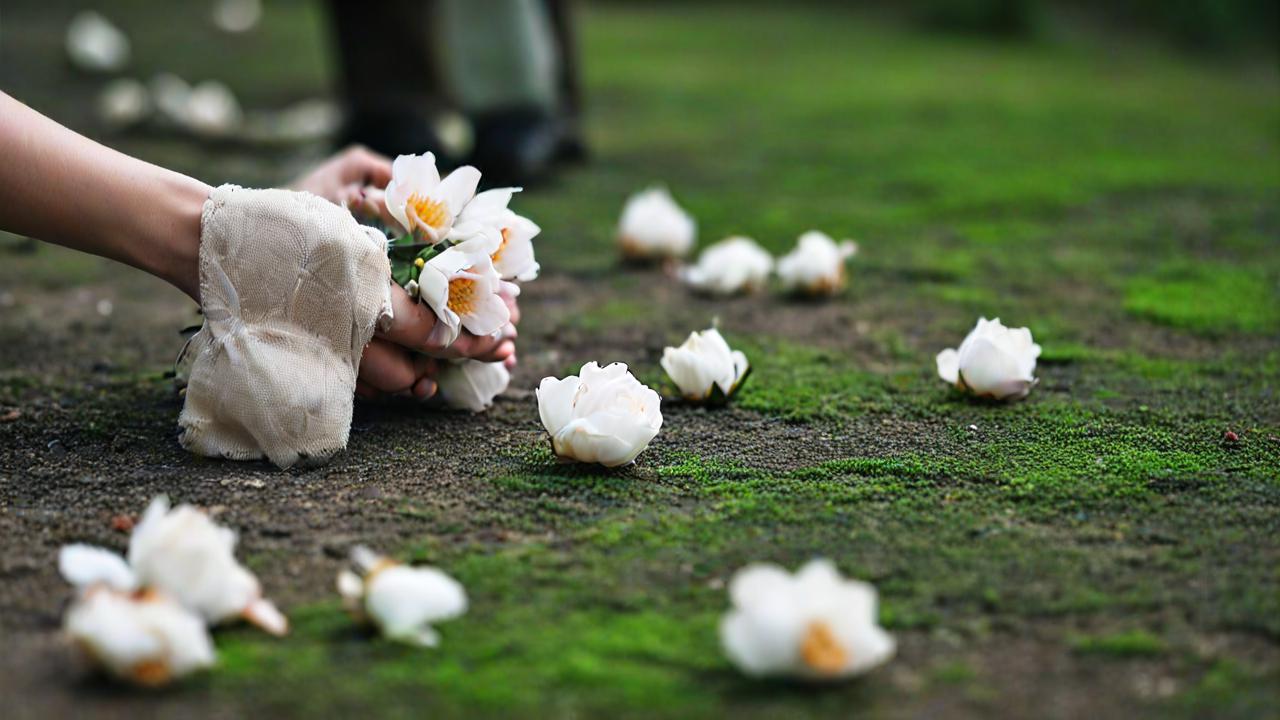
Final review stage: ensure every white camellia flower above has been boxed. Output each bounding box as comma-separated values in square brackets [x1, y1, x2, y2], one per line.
[59, 497, 287, 636]
[720, 559, 895, 680]
[437, 360, 510, 412]
[537, 362, 663, 467]
[64, 587, 215, 687]
[66, 11, 130, 73]
[184, 80, 243, 137]
[680, 236, 774, 296]
[98, 78, 151, 128]
[452, 188, 541, 282]
[936, 317, 1041, 400]
[384, 152, 483, 243]
[661, 328, 750, 403]
[336, 546, 467, 648]
[126, 496, 287, 635]
[776, 231, 858, 296]
[617, 187, 695, 260]
[416, 247, 510, 347]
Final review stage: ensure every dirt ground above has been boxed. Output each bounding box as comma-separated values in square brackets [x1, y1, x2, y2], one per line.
[2, 3, 1278, 719]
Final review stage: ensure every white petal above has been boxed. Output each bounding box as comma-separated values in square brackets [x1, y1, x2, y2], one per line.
[537, 375, 582, 435]
[936, 348, 960, 385]
[59, 544, 137, 592]
[438, 360, 510, 412]
[435, 166, 482, 215]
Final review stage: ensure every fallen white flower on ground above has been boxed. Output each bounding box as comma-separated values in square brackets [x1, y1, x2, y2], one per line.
[680, 236, 774, 296]
[212, 0, 262, 33]
[720, 559, 895, 680]
[776, 231, 858, 296]
[64, 587, 215, 687]
[336, 546, 467, 648]
[437, 359, 510, 412]
[661, 327, 750, 403]
[184, 80, 243, 137]
[385, 152, 482, 243]
[537, 362, 663, 467]
[59, 496, 288, 636]
[617, 187, 695, 261]
[66, 11, 130, 73]
[128, 496, 287, 635]
[935, 317, 1041, 400]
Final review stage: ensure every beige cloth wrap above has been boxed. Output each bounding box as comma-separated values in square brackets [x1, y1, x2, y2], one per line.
[179, 185, 393, 468]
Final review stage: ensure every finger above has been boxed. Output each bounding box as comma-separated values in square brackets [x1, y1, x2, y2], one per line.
[360, 186, 400, 228]
[502, 293, 521, 325]
[355, 380, 382, 399]
[377, 283, 442, 352]
[345, 145, 393, 188]
[359, 338, 419, 393]
[412, 376, 437, 400]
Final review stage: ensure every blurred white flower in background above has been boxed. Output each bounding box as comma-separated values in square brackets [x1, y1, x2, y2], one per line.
[184, 80, 243, 137]
[537, 362, 663, 467]
[720, 559, 895, 680]
[661, 327, 750, 403]
[617, 187, 695, 261]
[66, 11, 130, 73]
[336, 546, 468, 647]
[776, 231, 858, 296]
[63, 587, 215, 686]
[680, 236, 773, 296]
[212, 0, 263, 34]
[936, 317, 1041, 400]
[437, 360, 511, 412]
[97, 78, 151, 128]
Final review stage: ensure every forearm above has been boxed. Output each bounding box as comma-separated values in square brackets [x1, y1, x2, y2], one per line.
[0, 92, 209, 301]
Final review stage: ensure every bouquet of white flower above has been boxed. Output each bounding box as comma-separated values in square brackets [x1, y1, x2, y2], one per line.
[368, 151, 541, 412]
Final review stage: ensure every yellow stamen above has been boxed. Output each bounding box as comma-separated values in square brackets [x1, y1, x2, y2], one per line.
[448, 275, 479, 315]
[131, 659, 172, 686]
[406, 193, 448, 231]
[799, 620, 848, 675]
[414, 257, 425, 269]
[363, 557, 399, 588]
[492, 227, 512, 263]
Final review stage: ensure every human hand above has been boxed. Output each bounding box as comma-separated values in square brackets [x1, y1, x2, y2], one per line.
[290, 145, 392, 208]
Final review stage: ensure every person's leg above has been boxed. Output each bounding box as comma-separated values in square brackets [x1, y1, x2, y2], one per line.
[327, 0, 454, 160]
[545, 0, 587, 162]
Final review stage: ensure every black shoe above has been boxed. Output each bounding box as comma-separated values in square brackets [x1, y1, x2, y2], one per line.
[467, 106, 570, 187]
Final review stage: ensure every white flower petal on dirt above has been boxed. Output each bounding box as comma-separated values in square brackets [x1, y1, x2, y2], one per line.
[64, 587, 215, 686]
[935, 317, 1041, 400]
[59, 544, 138, 592]
[720, 559, 895, 680]
[617, 187, 695, 260]
[660, 328, 750, 402]
[128, 496, 288, 635]
[680, 236, 773, 295]
[98, 78, 151, 128]
[438, 360, 511, 412]
[336, 546, 467, 648]
[384, 152, 482, 242]
[537, 362, 663, 467]
[776, 231, 858, 296]
[66, 11, 130, 73]
[416, 247, 510, 347]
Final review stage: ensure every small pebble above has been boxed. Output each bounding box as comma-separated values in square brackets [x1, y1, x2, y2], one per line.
[1224, 430, 1240, 443]
[110, 514, 135, 533]
[968, 424, 978, 432]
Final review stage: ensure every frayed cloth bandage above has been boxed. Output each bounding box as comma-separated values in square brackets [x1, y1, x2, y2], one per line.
[179, 185, 393, 468]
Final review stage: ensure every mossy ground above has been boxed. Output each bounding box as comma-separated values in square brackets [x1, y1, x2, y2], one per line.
[1, 3, 1278, 719]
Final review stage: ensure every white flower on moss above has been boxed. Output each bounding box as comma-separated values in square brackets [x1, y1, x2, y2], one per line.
[935, 317, 1041, 401]
[184, 80, 243, 137]
[720, 559, 895, 680]
[680, 236, 773, 295]
[385, 152, 482, 243]
[537, 362, 663, 467]
[661, 328, 750, 403]
[437, 360, 510, 412]
[617, 187, 695, 260]
[416, 248, 510, 347]
[64, 587, 215, 686]
[776, 231, 858, 296]
[336, 546, 467, 648]
[98, 78, 151, 128]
